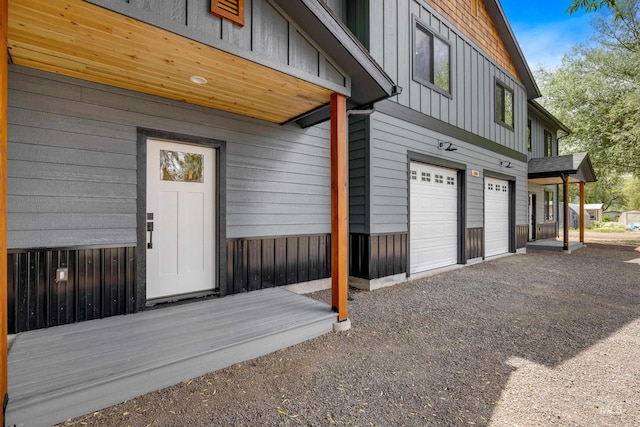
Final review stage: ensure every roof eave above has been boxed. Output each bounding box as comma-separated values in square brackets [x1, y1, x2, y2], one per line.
[271, 0, 401, 127]
[528, 99, 571, 134]
[483, 0, 541, 99]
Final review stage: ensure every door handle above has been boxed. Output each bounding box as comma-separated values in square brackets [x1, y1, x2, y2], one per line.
[147, 221, 154, 249]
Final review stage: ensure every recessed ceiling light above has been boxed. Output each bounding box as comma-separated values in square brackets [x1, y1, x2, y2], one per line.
[189, 75, 208, 85]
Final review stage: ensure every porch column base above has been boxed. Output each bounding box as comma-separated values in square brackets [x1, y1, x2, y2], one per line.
[333, 318, 351, 332]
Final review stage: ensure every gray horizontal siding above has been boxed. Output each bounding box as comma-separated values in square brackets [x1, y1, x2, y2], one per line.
[87, 0, 348, 91]
[8, 65, 332, 248]
[370, 112, 528, 234]
[368, 0, 528, 154]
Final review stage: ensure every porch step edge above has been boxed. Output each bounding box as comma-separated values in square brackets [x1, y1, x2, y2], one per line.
[5, 315, 335, 427]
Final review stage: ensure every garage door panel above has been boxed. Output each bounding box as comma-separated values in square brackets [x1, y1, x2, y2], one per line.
[485, 177, 510, 257]
[410, 162, 458, 274]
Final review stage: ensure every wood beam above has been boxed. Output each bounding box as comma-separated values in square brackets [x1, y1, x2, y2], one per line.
[579, 182, 585, 243]
[1, 0, 9, 421]
[330, 92, 348, 322]
[563, 175, 570, 251]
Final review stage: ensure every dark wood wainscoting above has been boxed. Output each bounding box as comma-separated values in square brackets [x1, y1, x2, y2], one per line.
[8, 247, 137, 333]
[466, 227, 483, 260]
[226, 234, 331, 294]
[516, 225, 528, 249]
[535, 222, 557, 240]
[349, 233, 407, 280]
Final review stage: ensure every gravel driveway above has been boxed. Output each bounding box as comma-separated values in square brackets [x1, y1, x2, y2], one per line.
[59, 241, 640, 427]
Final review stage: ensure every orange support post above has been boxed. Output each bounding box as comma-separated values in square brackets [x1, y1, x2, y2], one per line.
[1, 0, 9, 422]
[579, 181, 585, 243]
[563, 175, 570, 251]
[330, 93, 348, 322]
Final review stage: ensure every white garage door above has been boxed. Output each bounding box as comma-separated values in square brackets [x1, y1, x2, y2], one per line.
[410, 162, 458, 274]
[484, 177, 510, 257]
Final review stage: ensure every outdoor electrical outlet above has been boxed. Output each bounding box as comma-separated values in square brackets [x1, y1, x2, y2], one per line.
[56, 268, 68, 283]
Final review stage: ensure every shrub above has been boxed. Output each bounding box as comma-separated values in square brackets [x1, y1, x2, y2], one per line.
[588, 220, 626, 232]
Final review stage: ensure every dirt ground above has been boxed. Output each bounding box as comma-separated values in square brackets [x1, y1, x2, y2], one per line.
[58, 236, 640, 427]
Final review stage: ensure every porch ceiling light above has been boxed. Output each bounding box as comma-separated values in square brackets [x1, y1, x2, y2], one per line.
[189, 75, 208, 85]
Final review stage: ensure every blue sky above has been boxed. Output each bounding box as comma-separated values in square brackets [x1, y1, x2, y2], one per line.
[499, 0, 596, 70]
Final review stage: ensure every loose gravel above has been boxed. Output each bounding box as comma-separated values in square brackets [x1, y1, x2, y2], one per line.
[59, 241, 640, 427]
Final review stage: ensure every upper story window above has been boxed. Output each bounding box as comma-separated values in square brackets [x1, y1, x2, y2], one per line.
[544, 130, 553, 157]
[413, 21, 451, 96]
[211, 0, 245, 27]
[527, 119, 532, 152]
[495, 80, 514, 130]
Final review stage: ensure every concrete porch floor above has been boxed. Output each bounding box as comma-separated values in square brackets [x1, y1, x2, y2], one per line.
[5, 287, 336, 427]
[527, 239, 585, 252]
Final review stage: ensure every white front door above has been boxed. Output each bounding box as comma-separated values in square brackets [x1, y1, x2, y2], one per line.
[146, 138, 215, 300]
[410, 162, 459, 274]
[485, 177, 510, 257]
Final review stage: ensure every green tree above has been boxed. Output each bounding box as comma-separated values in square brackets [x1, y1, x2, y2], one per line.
[538, 0, 640, 183]
[622, 175, 640, 209]
[567, 0, 618, 15]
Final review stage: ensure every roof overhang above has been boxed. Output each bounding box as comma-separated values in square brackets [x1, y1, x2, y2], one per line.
[528, 100, 571, 135]
[528, 153, 597, 185]
[271, 0, 401, 127]
[7, 0, 398, 127]
[483, 0, 541, 99]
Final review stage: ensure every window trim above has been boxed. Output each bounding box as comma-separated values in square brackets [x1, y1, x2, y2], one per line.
[412, 17, 452, 98]
[494, 78, 514, 131]
[211, 0, 245, 27]
[527, 119, 532, 152]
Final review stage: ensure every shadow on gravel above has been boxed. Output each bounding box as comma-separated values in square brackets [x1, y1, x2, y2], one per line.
[61, 243, 640, 427]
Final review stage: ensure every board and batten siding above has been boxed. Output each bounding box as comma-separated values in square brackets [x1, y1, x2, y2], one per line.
[367, 0, 528, 155]
[369, 112, 528, 234]
[348, 115, 369, 234]
[7, 65, 331, 249]
[87, 0, 348, 91]
[528, 113, 558, 160]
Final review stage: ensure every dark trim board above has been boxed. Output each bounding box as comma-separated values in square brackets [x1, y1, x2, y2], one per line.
[7, 247, 136, 333]
[136, 128, 227, 307]
[378, 100, 528, 162]
[227, 234, 331, 293]
[349, 233, 407, 280]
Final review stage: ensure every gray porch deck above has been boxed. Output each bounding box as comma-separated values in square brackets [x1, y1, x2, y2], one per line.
[6, 288, 336, 427]
[527, 239, 584, 252]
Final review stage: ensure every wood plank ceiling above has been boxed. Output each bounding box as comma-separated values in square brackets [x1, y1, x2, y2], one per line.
[8, 0, 334, 124]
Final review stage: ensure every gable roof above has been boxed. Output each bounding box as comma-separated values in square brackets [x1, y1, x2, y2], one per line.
[528, 153, 597, 184]
[482, 0, 541, 99]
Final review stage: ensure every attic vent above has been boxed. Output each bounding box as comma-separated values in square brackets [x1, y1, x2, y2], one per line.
[211, 0, 245, 26]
